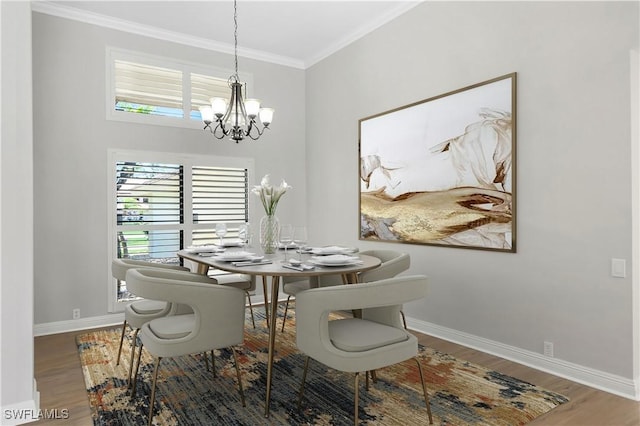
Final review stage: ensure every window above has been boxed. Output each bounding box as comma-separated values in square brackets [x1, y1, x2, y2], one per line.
[106, 48, 251, 129]
[109, 150, 254, 311]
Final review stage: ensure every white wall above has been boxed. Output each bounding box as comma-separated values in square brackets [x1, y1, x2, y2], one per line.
[306, 0, 638, 383]
[1, 1, 38, 423]
[31, 12, 306, 324]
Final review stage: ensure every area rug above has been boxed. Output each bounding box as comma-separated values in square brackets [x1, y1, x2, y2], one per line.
[77, 308, 568, 425]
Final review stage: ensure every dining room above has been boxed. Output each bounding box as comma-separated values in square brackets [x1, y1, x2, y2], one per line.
[2, 1, 640, 425]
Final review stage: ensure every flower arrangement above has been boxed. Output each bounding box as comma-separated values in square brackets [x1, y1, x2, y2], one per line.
[252, 174, 291, 216]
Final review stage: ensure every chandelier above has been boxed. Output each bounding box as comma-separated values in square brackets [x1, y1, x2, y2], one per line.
[199, 0, 274, 142]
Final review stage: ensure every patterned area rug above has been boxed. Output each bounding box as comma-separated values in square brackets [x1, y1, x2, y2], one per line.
[77, 308, 568, 425]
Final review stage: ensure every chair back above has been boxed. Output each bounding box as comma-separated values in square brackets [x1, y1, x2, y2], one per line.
[111, 258, 188, 282]
[358, 250, 410, 282]
[126, 268, 246, 352]
[296, 275, 427, 370]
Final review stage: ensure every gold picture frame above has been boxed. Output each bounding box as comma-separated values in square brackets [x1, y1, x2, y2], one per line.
[359, 73, 516, 252]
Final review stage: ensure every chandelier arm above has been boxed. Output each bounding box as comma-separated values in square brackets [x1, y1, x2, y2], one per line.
[211, 122, 228, 140]
[246, 121, 270, 140]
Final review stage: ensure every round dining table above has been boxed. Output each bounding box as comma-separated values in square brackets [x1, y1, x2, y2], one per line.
[176, 249, 381, 417]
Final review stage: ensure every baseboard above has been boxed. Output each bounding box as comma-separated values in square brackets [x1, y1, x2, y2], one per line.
[35, 308, 637, 401]
[0, 379, 40, 425]
[407, 317, 640, 401]
[34, 313, 124, 336]
[32, 298, 288, 337]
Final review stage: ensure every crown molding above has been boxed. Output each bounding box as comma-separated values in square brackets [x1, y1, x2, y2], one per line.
[304, 1, 422, 68]
[31, 1, 306, 69]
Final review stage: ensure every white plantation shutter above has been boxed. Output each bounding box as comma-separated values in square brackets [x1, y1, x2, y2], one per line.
[191, 73, 230, 113]
[114, 160, 249, 300]
[108, 49, 250, 126]
[115, 60, 183, 113]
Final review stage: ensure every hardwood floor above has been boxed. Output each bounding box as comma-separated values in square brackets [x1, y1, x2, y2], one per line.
[35, 325, 640, 425]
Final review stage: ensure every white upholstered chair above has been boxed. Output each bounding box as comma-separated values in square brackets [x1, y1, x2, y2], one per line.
[357, 249, 411, 328]
[295, 275, 433, 425]
[126, 268, 247, 426]
[281, 247, 359, 331]
[111, 258, 192, 384]
[214, 273, 257, 328]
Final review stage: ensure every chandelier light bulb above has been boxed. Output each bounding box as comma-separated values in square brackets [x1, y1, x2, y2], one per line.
[244, 99, 261, 118]
[259, 108, 274, 126]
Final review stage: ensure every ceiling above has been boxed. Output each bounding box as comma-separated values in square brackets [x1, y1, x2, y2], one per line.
[34, 1, 421, 69]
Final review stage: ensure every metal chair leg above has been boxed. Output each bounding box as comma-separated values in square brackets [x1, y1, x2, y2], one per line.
[281, 296, 291, 332]
[127, 328, 140, 387]
[414, 357, 433, 424]
[297, 356, 310, 410]
[148, 357, 162, 426]
[231, 347, 246, 407]
[116, 320, 128, 365]
[354, 372, 360, 426]
[131, 342, 144, 398]
[401, 311, 407, 329]
[246, 291, 256, 328]
[211, 350, 217, 378]
[204, 351, 210, 372]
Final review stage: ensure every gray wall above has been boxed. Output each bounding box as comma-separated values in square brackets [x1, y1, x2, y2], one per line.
[306, 1, 638, 379]
[31, 12, 306, 323]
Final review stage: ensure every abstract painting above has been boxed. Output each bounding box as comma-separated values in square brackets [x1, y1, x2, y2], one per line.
[359, 73, 516, 252]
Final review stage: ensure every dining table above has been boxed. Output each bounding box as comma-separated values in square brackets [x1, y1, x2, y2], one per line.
[176, 247, 382, 417]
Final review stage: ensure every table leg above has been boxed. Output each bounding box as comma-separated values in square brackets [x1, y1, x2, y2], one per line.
[196, 263, 209, 275]
[265, 275, 280, 417]
[262, 276, 270, 329]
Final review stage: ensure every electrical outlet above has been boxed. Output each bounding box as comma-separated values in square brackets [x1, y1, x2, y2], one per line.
[543, 341, 554, 357]
[72, 308, 80, 320]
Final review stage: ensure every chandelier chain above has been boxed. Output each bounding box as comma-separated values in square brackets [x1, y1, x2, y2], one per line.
[233, 0, 239, 81]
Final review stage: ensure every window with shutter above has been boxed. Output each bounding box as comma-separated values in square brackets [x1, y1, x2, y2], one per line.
[107, 48, 248, 129]
[109, 151, 253, 309]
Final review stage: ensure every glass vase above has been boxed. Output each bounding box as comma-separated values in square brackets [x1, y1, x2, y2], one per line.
[260, 214, 280, 254]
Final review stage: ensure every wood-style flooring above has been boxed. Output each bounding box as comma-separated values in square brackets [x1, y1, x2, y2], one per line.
[34, 323, 640, 425]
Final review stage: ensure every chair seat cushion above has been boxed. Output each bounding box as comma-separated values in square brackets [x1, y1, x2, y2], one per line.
[328, 318, 409, 352]
[148, 314, 195, 339]
[215, 274, 251, 290]
[130, 299, 167, 315]
[283, 280, 311, 295]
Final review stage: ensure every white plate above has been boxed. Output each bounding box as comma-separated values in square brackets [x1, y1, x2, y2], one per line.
[217, 239, 244, 248]
[185, 245, 220, 254]
[309, 255, 362, 267]
[213, 251, 256, 262]
[308, 246, 354, 255]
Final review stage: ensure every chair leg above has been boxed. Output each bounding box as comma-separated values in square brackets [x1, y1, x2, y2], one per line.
[281, 296, 291, 332]
[297, 356, 310, 410]
[148, 357, 162, 426]
[116, 320, 128, 365]
[414, 357, 433, 424]
[354, 372, 360, 426]
[401, 310, 407, 329]
[231, 347, 246, 407]
[204, 351, 210, 372]
[127, 328, 140, 387]
[245, 291, 256, 328]
[211, 350, 217, 378]
[131, 342, 144, 398]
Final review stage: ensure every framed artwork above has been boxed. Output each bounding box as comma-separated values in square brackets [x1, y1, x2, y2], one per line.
[359, 73, 516, 252]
